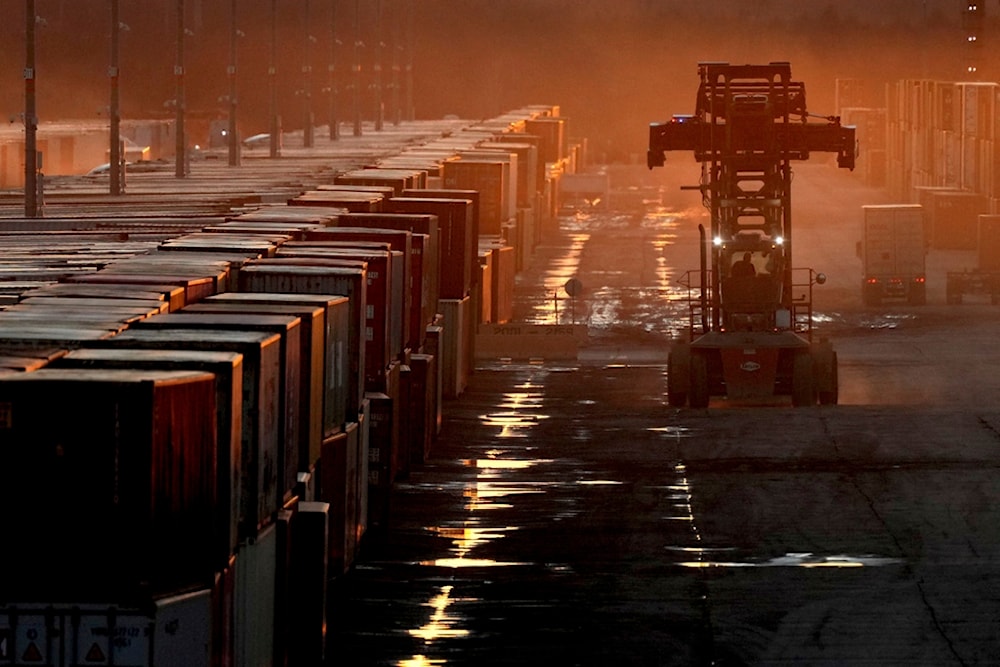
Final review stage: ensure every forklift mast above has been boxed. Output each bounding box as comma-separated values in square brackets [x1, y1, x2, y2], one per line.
[648, 62, 855, 408]
[649, 62, 855, 334]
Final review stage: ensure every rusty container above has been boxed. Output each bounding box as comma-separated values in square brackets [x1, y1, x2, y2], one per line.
[0, 368, 218, 599]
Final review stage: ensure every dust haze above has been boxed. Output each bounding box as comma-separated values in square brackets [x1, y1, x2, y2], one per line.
[0, 1, 981, 161]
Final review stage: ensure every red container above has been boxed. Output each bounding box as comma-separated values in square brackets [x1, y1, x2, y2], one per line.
[384, 197, 475, 299]
[63, 272, 216, 306]
[334, 168, 427, 195]
[24, 282, 186, 311]
[365, 362, 401, 535]
[299, 227, 414, 347]
[442, 159, 509, 235]
[0, 368, 218, 599]
[289, 190, 385, 212]
[319, 429, 351, 576]
[278, 244, 406, 357]
[132, 312, 303, 504]
[182, 301, 326, 474]
[408, 353, 436, 464]
[269, 248, 400, 385]
[289, 501, 329, 666]
[524, 116, 567, 164]
[334, 212, 440, 352]
[88, 327, 283, 541]
[203, 292, 351, 438]
[52, 347, 245, 569]
[237, 263, 367, 422]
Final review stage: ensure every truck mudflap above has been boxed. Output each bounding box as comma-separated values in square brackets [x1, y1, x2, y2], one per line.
[0, 590, 211, 667]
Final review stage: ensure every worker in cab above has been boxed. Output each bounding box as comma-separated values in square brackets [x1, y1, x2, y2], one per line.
[731, 251, 756, 278]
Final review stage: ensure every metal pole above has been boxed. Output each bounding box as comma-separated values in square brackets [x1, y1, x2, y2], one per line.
[110, 0, 123, 194]
[175, 0, 186, 178]
[25, 0, 38, 217]
[352, 0, 362, 136]
[404, 0, 414, 122]
[373, 0, 383, 131]
[328, 0, 339, 140]
[269, 0, 280, 157]
[228, 0, 240, 166]
[303, 0, 314, 147]
[391, 0, 400, 126]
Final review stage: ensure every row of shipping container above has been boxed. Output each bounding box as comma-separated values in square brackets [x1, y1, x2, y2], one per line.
[0, 105, 582, 666]
[836, 77, 1000, 256]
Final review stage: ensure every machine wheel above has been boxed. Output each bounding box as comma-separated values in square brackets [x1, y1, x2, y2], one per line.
[689, 352, 710, 409]
[817, 351, 839, 405]
[667, 344, 691, 407]
[907, 283, 926, 306]
[792, 350, 816, 407]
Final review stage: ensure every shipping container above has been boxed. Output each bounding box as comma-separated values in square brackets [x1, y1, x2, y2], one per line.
[385, 197, 475, 300]
[365, 377, 400, 536]
[921, 189, 988, 249]
[288, 501, 329, 667]
[861, 204, 927, 306]
[20, 282, 187, 310]
[203, 292, 351, 438]
[0, 368, 219, 599]
[270, 246, 404, 382]
[319, 429, 351, 576]
[334, 168, 427, 195]
[442, 158, 510, 235]
[237, 263, 367, 421]
[439, 297, 471, 398]
[62, 272, 216, 306]
[333, 212, 440, 351]
[234, 523, 276, 667]
[524, 117, 567, 164]
[51, 347, 244, 568]
[181, 301, 325, 475]
[88, 327, 283, 540]
[258, 254, 398, 389]
[408, 353, 437, 464]
[289, 190, 386, 212]
[0, 589, 215, 667]
[131, 312, 303, 503]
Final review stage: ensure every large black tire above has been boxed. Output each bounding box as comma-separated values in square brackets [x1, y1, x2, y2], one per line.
[689, 352, 709, 409]
[792, 350, 816, 407]
[907, 283, 926, 306]
[667, 344, 690, 407]
[818, 351, 839, 405]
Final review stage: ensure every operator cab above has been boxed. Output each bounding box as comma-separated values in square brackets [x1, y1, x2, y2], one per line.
[718, 234, 786, 332]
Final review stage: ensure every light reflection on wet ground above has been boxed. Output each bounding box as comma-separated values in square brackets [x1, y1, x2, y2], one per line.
[333, 200, 927, 666]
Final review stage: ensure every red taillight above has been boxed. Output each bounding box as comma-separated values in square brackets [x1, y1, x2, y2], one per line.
[914, 276, 926, 284]
[866, 277, 879, 284]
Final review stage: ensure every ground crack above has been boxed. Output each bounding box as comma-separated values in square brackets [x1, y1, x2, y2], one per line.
[819, 414, 968, 666]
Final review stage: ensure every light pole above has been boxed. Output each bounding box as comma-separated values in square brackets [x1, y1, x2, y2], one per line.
[25, 0, 38, 217]
[269, 0, 280, 157]
[404, 0, 414, 122]
[109, 0, 123, 194]
[228, 0, 240, 166]
[352, 0, 362, 136]
[328, 0, 339, 140]
[175, 0, 186, 178]
[303, 0, 314, 147]
[373, 0, 383, 131]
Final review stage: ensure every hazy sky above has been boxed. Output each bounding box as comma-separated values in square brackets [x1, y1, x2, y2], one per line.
[0, 1, 988, 158]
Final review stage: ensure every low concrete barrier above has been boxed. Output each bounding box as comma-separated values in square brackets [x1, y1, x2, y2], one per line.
[475, 323, 587, 360]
